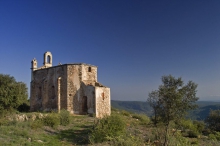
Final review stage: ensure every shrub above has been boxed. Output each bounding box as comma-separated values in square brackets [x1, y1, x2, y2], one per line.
[30, 119, 43, 129]
[111, 133, 144, 146]
[193, 120, 205, 133]
[191, 140, 199, 145]
[179, 119, 194, 131]
[188, 130, 199, 138]
[209, 134, 217, 141]
[169, 132, 191, 146]
[205, 110, 220, 132]
[177, 119, 201, 138]
[0, 118, 8, 126]
[59, 110, 70, 126]
[214, 132, 220, 141]
[43, 113, 59, 128]
[132, 113, 150, 125]
[89, 114, 126, 143]
[0, 109, 17, 118]
[121, 110, 130, 116]
[209, 132, 220, 141]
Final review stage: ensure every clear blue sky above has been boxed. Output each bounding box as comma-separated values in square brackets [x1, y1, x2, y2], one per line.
[1, 0, 220, 101]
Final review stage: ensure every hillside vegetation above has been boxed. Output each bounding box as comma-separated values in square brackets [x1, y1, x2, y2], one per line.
[1, 108, 220, 145]
[2, 74, 220, 145]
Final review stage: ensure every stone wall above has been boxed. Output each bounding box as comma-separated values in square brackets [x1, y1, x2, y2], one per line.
[95, 87, 111, 118]
[81, 64, 97, 84]
[30, 65, 67, 111]
[66, 64, 97, 114]
[30, 62, 110, 118]
[66, 65, 81, 114]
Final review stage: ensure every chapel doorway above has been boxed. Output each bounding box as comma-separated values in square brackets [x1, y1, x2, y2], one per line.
[82, 96, 88, 114]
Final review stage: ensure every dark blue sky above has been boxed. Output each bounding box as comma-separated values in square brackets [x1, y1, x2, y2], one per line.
[1, 0, 220, 101]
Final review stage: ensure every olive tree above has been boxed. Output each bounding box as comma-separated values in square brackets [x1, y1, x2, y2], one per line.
[148, 75, 198, 146]
[0, 74, 28, 114]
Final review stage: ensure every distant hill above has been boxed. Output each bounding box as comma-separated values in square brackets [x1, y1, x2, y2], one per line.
[111, 100, 152, 115]
[111, 100, 220, 120]
[188, 101, 220, 120]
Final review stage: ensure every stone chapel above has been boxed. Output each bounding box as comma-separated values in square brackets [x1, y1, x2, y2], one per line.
[30, 52, 111, 118]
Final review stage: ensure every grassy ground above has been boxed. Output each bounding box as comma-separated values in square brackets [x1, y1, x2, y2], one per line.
[0, 114, 95, 146]
[0, 111, 220, 146]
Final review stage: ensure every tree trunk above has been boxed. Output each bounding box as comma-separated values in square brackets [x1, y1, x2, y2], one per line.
[163, 123, 169, 146]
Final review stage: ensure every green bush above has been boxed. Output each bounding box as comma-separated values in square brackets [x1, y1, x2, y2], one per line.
[30, 119, 43, 129]
[188, 130, 199, 138]
[193, 120, 205, 133]
[205, 110, 220, 132]
[180, 119, 194, 131]
[169, 132, 191, 146]
[43, 113, 59, 128]
[176, 119, 201, 138]
[209, 132, 220, 141]
[89, 114, 126, 143]
[0, 118, 9, 126]
[111, 133, 144, 146]
[215, 133, 220, 141]
[191, 140, 199, 145]
[209, 134, 217, 141]
[132, 113, 150, 125]
[121, 110, 130, 116]
[59, 110, 70, 126]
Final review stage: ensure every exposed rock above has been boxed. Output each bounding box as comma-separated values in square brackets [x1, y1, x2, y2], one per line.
[14, 114, 28, 121]
[28, 138, 31, 142]
[36, 140, 43, 143]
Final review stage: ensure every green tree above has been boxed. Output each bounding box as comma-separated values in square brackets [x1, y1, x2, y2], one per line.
[205, 110, 220, 132]
[147, 75, 199, 146]
[0, 74, 28, 114]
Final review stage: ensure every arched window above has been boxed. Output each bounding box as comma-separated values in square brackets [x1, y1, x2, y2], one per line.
[47, 55, 51, 63]
[43, 52, 52, 67]
[88, 67, 92, 72]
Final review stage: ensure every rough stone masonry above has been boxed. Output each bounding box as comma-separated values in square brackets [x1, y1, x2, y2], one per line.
[30, 51, 111, 118]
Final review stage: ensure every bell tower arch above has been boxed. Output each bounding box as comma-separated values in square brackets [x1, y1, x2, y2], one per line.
[44, 51, 52, 67]
[31, 58, 37, 71]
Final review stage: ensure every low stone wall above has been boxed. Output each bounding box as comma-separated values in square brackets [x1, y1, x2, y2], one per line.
[6, 113, 48, 122]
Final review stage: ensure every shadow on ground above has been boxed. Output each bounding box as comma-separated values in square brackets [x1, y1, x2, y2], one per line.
[57, 125, 92, 145]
